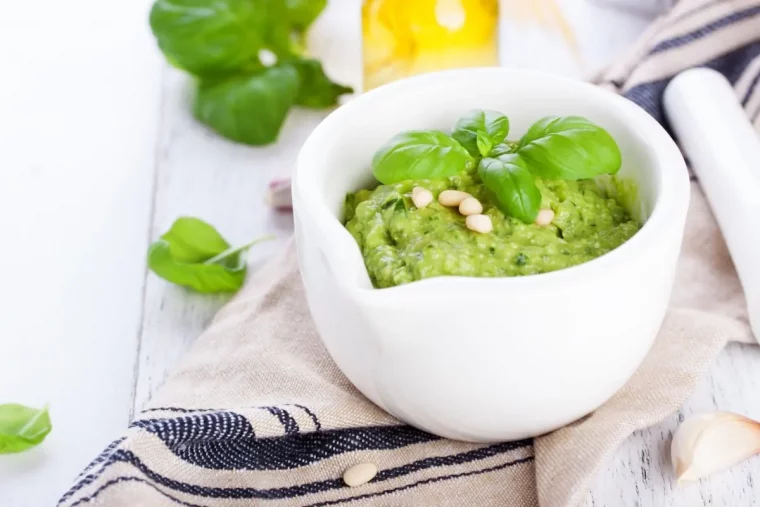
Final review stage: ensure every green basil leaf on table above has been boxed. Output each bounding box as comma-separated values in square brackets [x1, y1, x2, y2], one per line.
[194, 65, 300, 145]
[0, 404, 52, 454]
[148, 217, 274, 293]
[149, 0, 271, 76]
[476, 130, 494, 158]
[478, 154, 541, 224]
[451, 109, 509, 157]
[372, 131, 474, 184]
[289, 59, 353, 108]
[158, 217, 231, 262]
[148, 241, 246, 293]
[516, 116, 622, 180]
[286, 0, 327, 33]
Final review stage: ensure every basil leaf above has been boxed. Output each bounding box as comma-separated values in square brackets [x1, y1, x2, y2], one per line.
[262, 3, 296, 59]
[286, 0, 327, 33]
[516, 116, 622, 180]
[194, 65, 300, 145]
[478, 154, 541, 223]
[489, 142, 514, 157]
[0, 404, 52, 454]
[452, 109, 509, 157]
[289, 59, 353, 108]
[372, 131, 474, 184]
[159, 217, 230, 263]
[148, 217, 274, 293]
[476, 131, 493, 158]
[148, 241, 246, 293]
[149, 0, 272, 76]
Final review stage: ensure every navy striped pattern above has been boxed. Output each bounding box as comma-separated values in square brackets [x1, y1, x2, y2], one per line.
[303, 456, 535, 507]
[606, 0, 760, 132]
[59, 406, 531, 505]
[624, 41, 760, 124]
[133, 413, 441, 470]
[649, 4, 760, 54]
[67, 441, 531, 500]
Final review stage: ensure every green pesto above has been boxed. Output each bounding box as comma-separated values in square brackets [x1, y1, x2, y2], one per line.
[344, 171, 640, 288]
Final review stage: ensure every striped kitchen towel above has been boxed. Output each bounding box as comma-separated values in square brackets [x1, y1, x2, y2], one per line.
[59, 1, 759, 506]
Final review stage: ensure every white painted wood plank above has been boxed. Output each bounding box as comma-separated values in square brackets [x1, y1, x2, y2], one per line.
[0, 0, 161, 505]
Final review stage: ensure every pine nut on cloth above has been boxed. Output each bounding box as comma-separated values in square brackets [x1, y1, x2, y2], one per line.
[59, 2, 760, 506]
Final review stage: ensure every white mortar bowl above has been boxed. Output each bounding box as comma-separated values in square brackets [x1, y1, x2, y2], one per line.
[293, 68, 690, 442]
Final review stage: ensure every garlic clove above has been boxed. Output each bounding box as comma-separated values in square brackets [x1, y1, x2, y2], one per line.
[266, 178, 293, 211]
[672, 411, 760, 483]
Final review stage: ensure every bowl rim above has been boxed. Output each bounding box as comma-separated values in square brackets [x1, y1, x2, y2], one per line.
[294, 67, 691, 306]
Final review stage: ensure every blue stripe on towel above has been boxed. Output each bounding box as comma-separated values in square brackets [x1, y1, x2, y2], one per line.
[649, 4, 760, 55]
[304, 456, 535, 507]
[66, 440, 531, 502]
[264, 406, 300, 435]
[293, 404, 322, 431]
[625, 41, 760, 124]
[63, 454, 534, 507]
[141, 404, 323, 431]
[741, 66, 760, 105]
[66, 477, 206, 507]
[133, 415, 439, 470]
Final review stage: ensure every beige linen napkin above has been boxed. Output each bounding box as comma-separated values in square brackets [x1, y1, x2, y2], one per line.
[59, 1, 760, 506]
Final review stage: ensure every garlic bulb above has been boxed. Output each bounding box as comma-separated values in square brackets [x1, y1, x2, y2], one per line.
[672, 411, 760, 483]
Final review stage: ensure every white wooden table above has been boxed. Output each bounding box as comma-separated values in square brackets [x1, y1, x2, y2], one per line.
[2, 1, 759, 506]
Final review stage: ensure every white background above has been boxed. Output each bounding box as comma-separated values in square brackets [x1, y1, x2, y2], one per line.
[2, 1, 759, 506]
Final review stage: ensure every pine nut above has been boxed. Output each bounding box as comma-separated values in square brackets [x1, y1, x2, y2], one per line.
[411, 187, 433, 208]
[343, 463, 378, 487]
[465, 214, 493, 234]
[438, 190, 471, 207]
[534, 209, 555, 226]
[459, 197, 483, 216]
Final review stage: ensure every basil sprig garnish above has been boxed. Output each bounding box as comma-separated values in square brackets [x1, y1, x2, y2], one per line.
[451, 109, 509, 157]
[370, 110, 622, 223]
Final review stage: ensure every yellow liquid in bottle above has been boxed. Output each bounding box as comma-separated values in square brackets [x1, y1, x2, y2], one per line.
[362, 0, 499, 91]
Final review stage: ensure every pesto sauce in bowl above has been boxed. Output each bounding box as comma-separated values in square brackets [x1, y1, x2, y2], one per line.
[344, 171, 640, 288]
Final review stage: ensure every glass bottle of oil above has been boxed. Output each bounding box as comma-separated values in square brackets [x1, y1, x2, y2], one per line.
[362, 0, 500, 91]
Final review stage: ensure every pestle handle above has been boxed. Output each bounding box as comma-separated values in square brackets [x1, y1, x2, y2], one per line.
[663, 68, 760, 341]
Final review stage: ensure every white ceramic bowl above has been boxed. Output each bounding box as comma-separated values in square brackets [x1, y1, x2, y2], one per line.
[293, 68, 690, 442]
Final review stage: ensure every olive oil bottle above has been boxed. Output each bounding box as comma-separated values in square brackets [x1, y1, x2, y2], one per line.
[362, 0, 499, 91]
